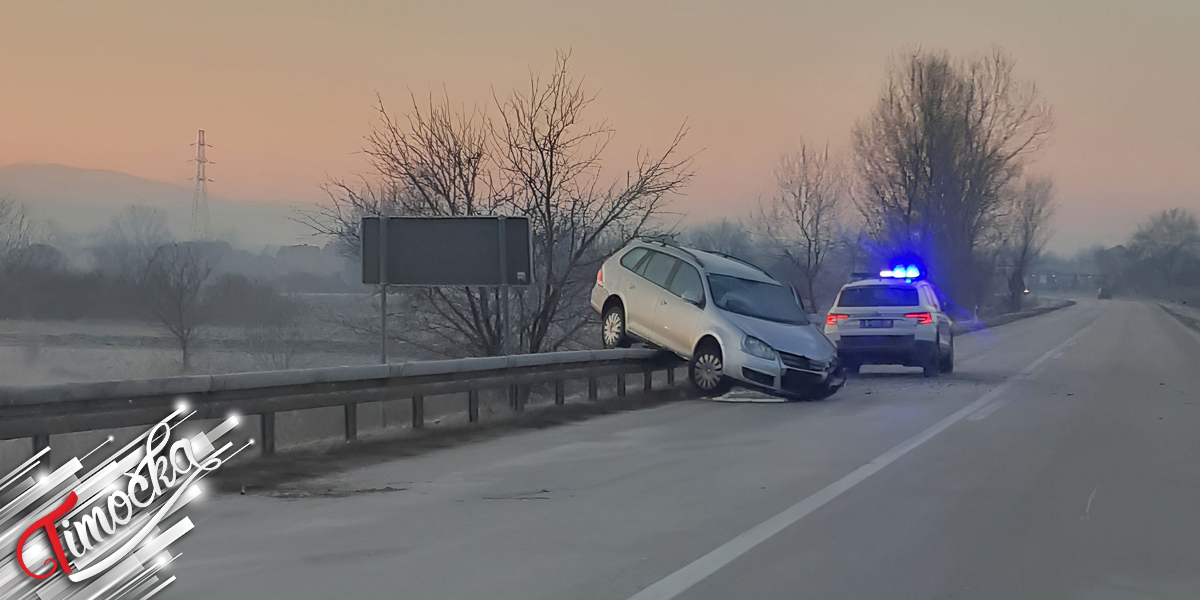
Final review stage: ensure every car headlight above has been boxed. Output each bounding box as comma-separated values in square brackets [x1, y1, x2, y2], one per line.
[741, 335, 777, 361]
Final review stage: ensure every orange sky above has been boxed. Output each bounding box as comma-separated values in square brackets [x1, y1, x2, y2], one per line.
[3, 0, 1198, 252]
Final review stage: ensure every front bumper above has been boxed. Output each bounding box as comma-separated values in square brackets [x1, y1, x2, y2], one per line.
[732, 351, 844, 399]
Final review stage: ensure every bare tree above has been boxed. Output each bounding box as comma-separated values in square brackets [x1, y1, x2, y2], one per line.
[758, 142, 845, 311]
[92, 205, 174, 280]
[492, 50, 694, 353]
[1004, 176, 1056, 311]
[1130, 208, 1200, 287]
[138, 243, 215, 371]
[852, 47, 1053, 310]
[0, 198, 35, 278]
[680, 219, 756, 258]
[300, 51, 693, 357]
[294, 92, 508, 356]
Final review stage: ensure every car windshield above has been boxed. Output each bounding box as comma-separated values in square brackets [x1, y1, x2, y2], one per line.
[837, 285, 920, 307]
[708, 274, 808, 325]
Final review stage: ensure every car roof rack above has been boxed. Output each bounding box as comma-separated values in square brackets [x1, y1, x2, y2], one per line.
[638, 235, 705, 267]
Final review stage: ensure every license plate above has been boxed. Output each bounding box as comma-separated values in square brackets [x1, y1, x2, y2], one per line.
[861, 319, 893, 328]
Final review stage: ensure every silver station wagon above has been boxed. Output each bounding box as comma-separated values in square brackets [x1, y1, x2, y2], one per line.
[590, 238, 844, 400]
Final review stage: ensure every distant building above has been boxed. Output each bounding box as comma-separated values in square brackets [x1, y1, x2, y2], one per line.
[277, 244, 341, 275]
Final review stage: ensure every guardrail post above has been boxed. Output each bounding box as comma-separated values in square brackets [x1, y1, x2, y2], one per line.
[588, 377, 598, 402]
[32, 434, 49, 463]
[554, 380, 565, 405]
[468, 391, 479, 423]
[643, 368, 653, 392]
[261, 412, 276, 456]
[344, 403, 357, 442]
[616, 374, 626, 397]
[412, 395, 424, 429]
[666, 366, 675, 385]
[511, 385, 526, 412]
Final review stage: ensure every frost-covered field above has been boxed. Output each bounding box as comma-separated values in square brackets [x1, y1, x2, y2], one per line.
[0, 318, 383, 386]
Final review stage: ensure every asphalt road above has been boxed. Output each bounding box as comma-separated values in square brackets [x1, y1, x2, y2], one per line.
[172, 299, 1200, 599]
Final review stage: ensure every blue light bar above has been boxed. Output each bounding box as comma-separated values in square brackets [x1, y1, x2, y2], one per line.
[879, 265, 922, 279]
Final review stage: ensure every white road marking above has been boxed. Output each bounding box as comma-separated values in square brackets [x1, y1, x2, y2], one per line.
[967, 398, 1010, 421]
[1081, 487, 1098, 521]
[625, 320, 1096, 600]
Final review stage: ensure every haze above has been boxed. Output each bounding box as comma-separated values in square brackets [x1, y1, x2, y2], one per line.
[2, 0, 1197, 253]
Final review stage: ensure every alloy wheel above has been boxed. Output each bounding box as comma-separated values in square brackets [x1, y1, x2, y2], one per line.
[603, 311, 623, 347]
[693, 353, 723, 390]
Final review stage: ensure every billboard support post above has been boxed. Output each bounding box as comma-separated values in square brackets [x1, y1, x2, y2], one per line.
[498, 216, 509, 356]
[361, 215, 531, 359]
[379, 215, 389, 364]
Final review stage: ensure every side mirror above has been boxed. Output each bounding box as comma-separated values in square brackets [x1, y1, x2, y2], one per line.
[681, 290, 703, 306]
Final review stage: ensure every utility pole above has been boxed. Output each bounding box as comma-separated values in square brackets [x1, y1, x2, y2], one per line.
[190, 129, 212, 240]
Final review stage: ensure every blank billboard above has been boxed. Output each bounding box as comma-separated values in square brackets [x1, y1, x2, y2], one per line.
[361, 216, 532, 286]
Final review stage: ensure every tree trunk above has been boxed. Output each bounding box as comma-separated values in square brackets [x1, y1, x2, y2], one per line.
[806, 278, 818, 315]
[1008, 270, 1025, 313]
[181, 338, 190, 373]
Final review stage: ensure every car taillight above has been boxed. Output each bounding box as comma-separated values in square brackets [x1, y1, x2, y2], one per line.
[596, 267, 603, 284]
[826, 314, 849, 326]
[905, 312, 933, 325]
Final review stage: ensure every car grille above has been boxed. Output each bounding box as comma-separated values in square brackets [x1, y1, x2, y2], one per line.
[779, 352, 829, 372]
[778, 352, 810, 370]
[781, 369, 823, 393]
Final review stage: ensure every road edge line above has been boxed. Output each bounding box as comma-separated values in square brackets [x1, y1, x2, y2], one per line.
[625, 319, 1096, 600]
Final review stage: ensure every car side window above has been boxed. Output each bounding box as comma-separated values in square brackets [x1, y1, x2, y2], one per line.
[667, 263, 704, 303]
[620, 248, 649, 271]
[641, 252, 679, 288]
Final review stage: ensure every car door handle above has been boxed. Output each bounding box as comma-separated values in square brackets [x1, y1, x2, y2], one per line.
[660, 300, 668, 306]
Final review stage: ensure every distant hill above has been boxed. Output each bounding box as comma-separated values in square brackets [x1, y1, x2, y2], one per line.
[0, 163, 318, 248]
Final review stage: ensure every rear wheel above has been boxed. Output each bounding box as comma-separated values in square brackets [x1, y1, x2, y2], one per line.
[601, 304, 631, 349]
[939, 335, 955, 374]
[843, 358, 862, 376]
[922, 337, 941, 378]
[689, 342, 732, 397]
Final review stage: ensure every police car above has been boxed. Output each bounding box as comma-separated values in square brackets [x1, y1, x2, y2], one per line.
[823, 266, 954, 377]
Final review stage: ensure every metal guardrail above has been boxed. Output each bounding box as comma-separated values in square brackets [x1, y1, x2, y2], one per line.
[0, 349, 683, 460]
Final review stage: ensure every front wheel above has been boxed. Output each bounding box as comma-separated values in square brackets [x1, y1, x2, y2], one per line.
[689, 343, 732, 397]
[601, 304, 631, 349]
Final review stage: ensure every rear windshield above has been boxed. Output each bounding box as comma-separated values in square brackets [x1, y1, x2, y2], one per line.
[837, 286, 919, 307]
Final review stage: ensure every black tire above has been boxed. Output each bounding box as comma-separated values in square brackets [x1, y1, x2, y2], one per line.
[601, 303, 631, 349]
[939, 335, 955, 374]
[689, 341, 733, 397]
[843, 359, 862, 376]
[922, 338, 941, 378]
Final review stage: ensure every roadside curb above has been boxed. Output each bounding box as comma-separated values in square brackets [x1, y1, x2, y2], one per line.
[951, 299, 1077, 335]
[1159, 303, 1200, 332]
